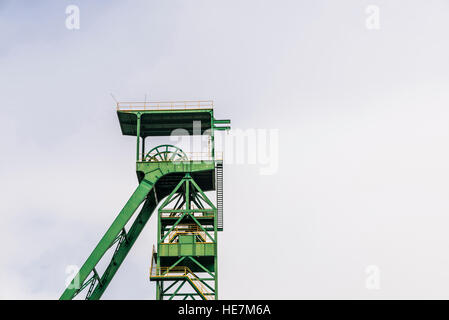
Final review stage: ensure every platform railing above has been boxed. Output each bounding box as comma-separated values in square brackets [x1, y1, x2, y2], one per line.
[159, 209, 215, 219]
[117, 100, 214, 111]
[138, 151, 223, 162]
[150, 266, 213, 300]
[165, 225, 208, 243]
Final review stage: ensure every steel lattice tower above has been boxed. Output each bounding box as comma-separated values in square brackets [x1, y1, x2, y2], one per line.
[60, 101, 230, 300]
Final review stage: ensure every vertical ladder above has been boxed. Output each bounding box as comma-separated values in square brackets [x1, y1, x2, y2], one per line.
[216, 162, 223, 231]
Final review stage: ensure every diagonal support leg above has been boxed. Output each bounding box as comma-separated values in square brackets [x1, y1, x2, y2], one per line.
[60, 178, 155, 300]
[88, 190, 161, 299]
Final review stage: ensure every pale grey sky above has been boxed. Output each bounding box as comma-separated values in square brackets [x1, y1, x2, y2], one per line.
[1, 0, 449, 299]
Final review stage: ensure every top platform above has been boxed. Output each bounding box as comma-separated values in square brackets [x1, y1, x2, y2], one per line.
[117, 101, 214, 137]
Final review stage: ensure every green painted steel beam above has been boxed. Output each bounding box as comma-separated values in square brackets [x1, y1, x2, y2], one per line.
[62, 102, 228, 300]
[169, 280, 186, 300]
[117, 109, 213, 137]
[213, 119, 231, 124]
[88, 192, 159, 299]
[159, 209, 214, 213]
[154, 174, 218, 300]
[60, 161, 216, 300]
[213, 126, 231, 131]
[60, 178, 154, 300]
[162, 280, 180, 294]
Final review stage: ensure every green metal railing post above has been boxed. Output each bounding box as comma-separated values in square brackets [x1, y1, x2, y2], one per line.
[136, 113, 141, 161]
[141, 136, 145, 161]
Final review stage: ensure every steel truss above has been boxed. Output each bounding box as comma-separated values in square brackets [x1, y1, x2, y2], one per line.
[151, 174, 218, 300]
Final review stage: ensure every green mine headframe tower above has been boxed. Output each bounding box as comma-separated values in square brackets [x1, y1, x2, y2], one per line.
[60, 100, 230, 300]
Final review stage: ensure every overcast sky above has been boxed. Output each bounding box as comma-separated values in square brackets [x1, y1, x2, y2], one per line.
[1, 0, 449, 299]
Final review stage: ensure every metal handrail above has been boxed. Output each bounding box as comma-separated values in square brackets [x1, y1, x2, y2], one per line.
[138, 151, 223, 162]
[165, 225, 208, 243]
[117, 100, 214, 111]
[150, 266, 213, 299]
[160, 210, 214, 218]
